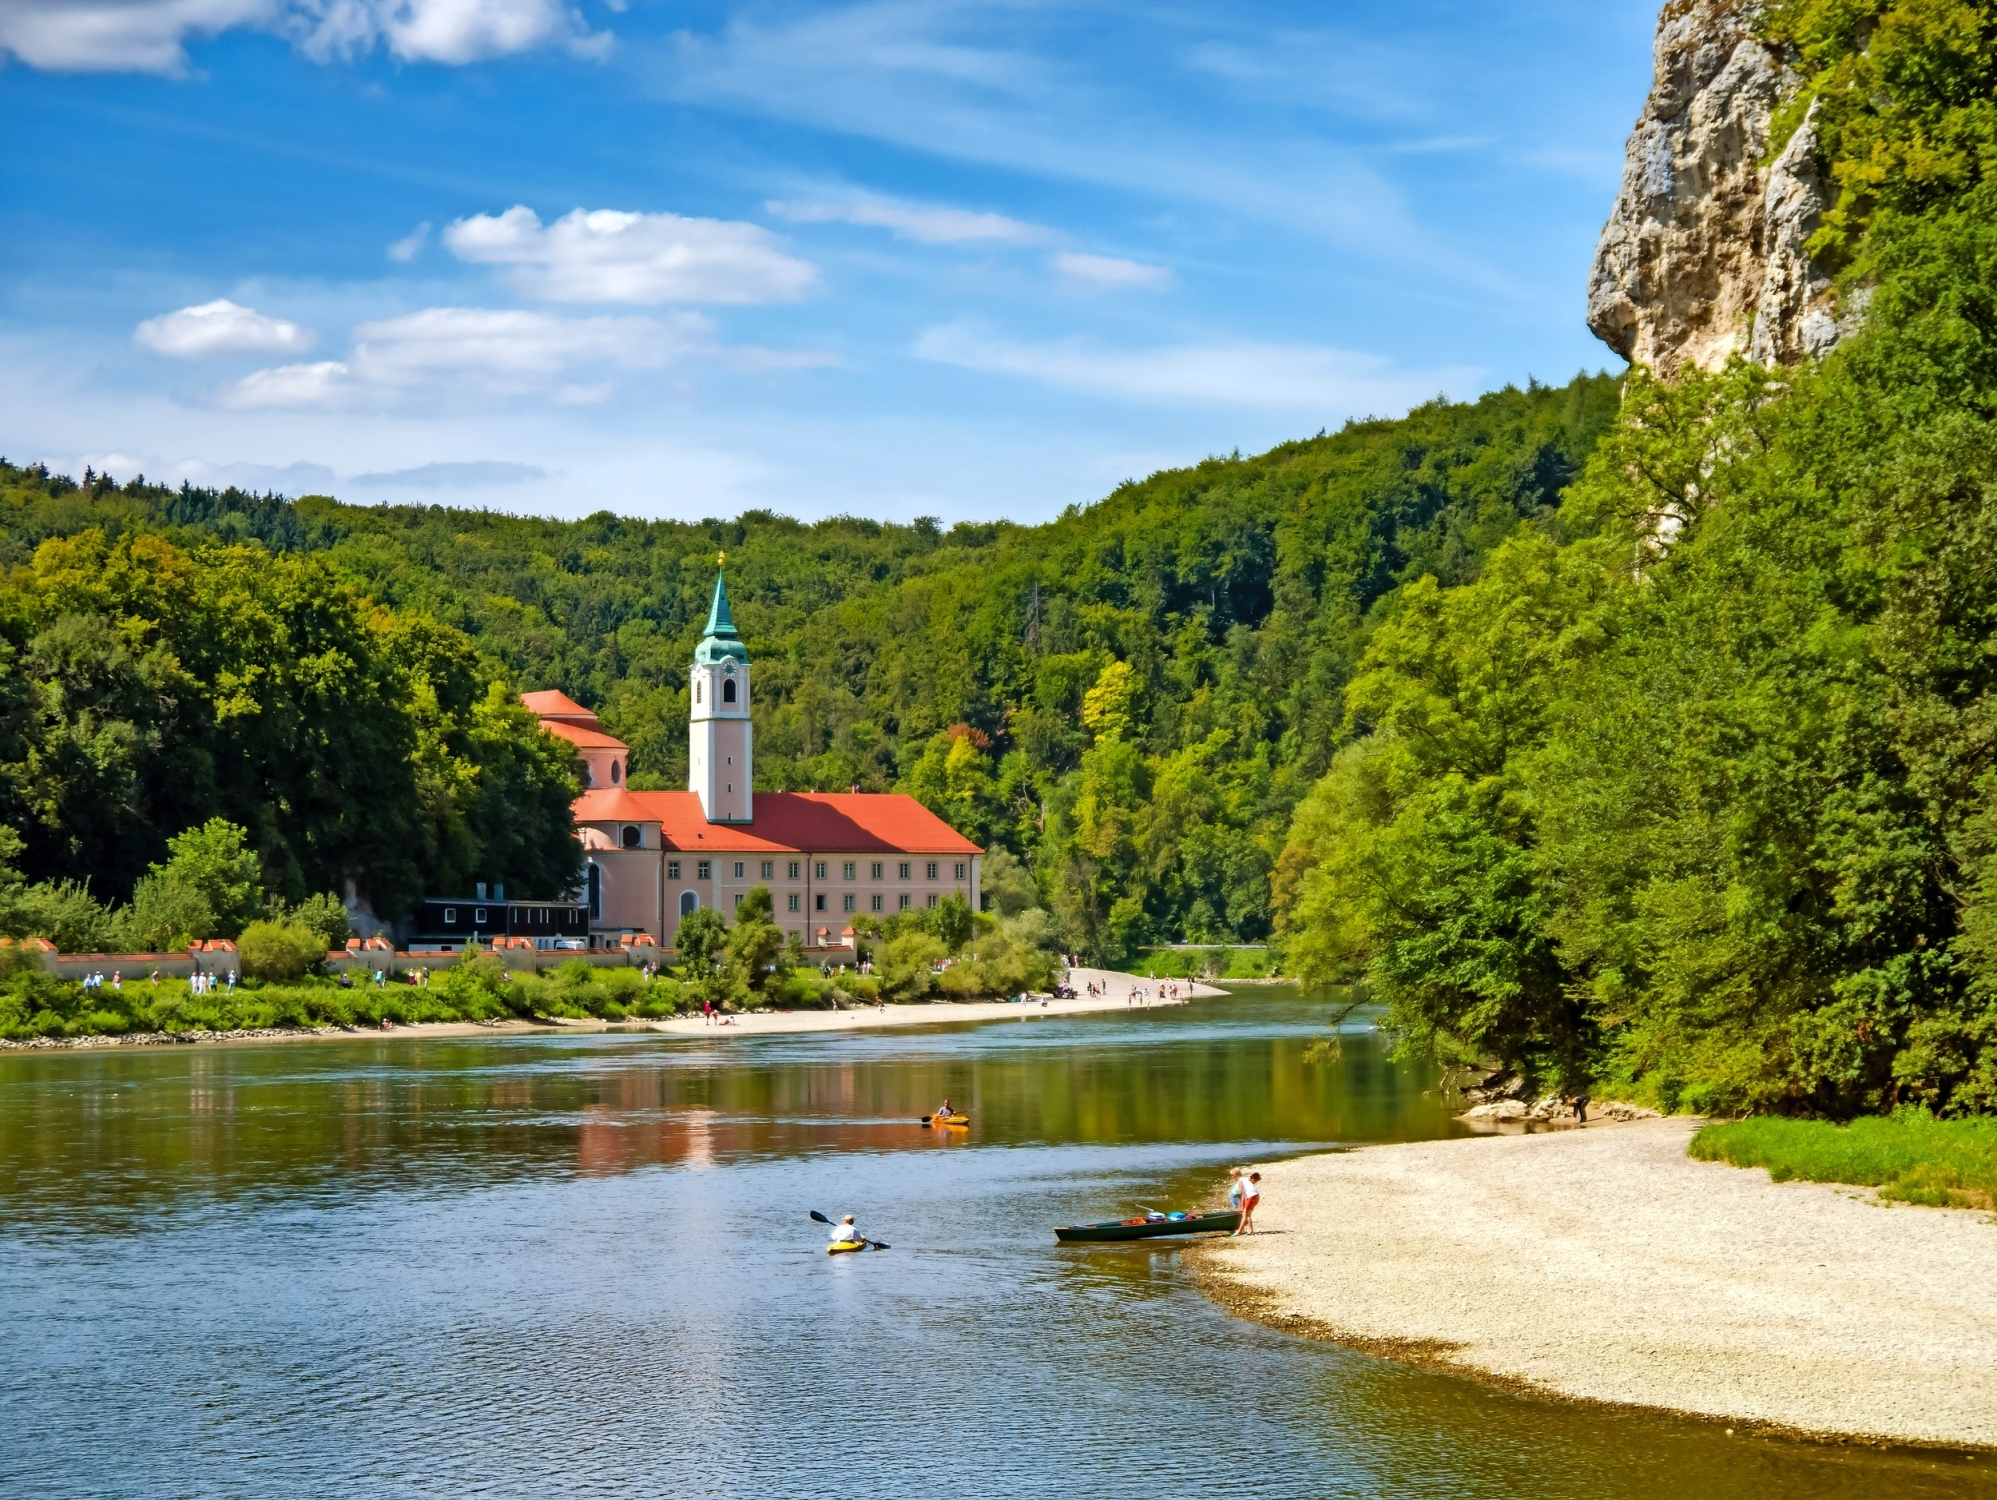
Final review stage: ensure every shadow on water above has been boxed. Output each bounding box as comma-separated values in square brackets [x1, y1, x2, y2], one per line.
[0, 988, 1988, 1498]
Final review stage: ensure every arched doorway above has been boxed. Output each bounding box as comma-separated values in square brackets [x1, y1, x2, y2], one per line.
[680, 890, 699, 918]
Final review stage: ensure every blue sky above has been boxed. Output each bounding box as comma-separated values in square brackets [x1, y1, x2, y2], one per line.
[0, 1, 1654, 523]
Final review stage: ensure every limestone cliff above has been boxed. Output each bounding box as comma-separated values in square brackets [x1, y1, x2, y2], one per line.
[1587, 0, 1839, 375]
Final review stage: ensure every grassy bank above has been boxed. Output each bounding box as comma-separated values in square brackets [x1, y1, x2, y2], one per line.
[1689, 1112, 1997, 1210]
[1130, 946, 1278, 980]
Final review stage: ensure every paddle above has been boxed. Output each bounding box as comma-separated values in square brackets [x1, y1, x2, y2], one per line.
[809, 1209, 889, 1251]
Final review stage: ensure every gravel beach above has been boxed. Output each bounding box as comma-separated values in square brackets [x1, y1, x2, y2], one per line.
[1194, 1118, 1997, 1449]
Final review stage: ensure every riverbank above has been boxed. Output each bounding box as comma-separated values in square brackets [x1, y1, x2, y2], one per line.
[1192, 1118, 1997, 1450]
[0, 978, 1217, 1051]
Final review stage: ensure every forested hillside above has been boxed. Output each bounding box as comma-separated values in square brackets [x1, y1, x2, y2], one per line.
[0, 373, 1616, 953]
[1278, 0, 1997, 1119]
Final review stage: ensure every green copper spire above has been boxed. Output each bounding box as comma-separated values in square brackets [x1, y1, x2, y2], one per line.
[694, 565, 749, 664]
[703, 570, 737, 639]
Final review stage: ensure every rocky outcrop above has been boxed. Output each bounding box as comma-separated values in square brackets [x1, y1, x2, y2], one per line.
[1587, 0, 1839, 375]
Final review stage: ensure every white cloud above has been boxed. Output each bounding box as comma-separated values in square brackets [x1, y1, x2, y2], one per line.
[912, 323, 1477, 414]
[767, 195, 1047, 245]
[445, 206, 819, 305]
[0, 0, 601, 73]
[1052, 252, 1173, 292]
[387, 222, 431, 261]
[217, 306, 708, 408]
[134, 299, 317, 358]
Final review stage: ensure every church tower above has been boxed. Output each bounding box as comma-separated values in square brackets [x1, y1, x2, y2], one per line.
[689, 566, 752, 823]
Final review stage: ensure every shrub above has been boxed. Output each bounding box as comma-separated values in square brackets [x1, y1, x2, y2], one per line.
[237, 919, 327, 982]
[119, 876, 215, 952]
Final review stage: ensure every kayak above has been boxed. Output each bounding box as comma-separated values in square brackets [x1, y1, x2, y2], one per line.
[1053, 1210, 1241, 1243]
[927, 1114, 970, 1127]
[826, 1239, 870, 1254]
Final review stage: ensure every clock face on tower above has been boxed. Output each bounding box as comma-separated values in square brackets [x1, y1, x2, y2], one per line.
[723, 662, 736, 676]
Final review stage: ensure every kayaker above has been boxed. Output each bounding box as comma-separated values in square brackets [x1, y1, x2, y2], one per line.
[830, 1213, 862, 1245]
[935, 1098, 955, 1122]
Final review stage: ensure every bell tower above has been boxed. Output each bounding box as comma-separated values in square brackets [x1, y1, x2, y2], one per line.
[689, 563, 752, 823]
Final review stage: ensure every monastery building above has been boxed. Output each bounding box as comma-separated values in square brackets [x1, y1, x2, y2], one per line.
[523, 571, 982, 950]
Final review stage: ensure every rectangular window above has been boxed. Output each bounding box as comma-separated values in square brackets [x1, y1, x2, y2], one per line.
[733, 893, 742, 910]
[898, 861, 910, 879]
[788, 861, 800, 879]
[926, 894, 939, 909]
[843, 861, 855, 879]
[815, 861, 827, 879]
[444, 908, 456, 924]
[815, 894, 826, 911]
[870, 861, 883, 880]
[955, 862, 966, 880]
[697, 861, 711, 879]
[926, 862, 938, 880]
[871, 894, 883, 912]
[474, 908, 487, 923]
[667, 861, 681, 879]
[761, 860, 773, 878]
[843, 894, 856, 912]
[898, 894, 911, 910]
[787, 893, 800, 913]
[733, 861, 745, 879]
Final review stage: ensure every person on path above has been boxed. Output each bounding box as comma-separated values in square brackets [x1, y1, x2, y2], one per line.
[1235, 1171, 1262, 1235]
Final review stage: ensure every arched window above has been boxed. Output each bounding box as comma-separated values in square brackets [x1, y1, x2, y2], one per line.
[610, 760, 621, 784]
[587, 862, 602, 922]
[680, 890, 698, 917]
[722, 678, 737, 704]
[620, 824, 641, 849]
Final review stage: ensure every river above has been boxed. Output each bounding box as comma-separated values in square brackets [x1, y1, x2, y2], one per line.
[0, 988, 1984, 1497]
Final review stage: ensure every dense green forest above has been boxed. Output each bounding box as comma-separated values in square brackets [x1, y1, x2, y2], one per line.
[0, 372, 1617, 956]
[1280, 0, 1997, 1119]
[8, 0, 1991, 1122]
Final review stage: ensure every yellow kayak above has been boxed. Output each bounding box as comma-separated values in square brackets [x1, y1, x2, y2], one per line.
[928, 1114, 970, 1127]
[827, 1239, 869, 1254]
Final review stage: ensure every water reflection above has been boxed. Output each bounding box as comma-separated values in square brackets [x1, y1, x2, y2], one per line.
[0, 992, 1987, 1499]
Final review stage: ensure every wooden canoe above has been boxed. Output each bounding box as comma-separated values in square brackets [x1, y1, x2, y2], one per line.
[1053, 1210, 1240, 1243]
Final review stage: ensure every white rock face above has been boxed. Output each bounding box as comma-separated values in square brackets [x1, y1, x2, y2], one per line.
[1587, 0, 1838, 375]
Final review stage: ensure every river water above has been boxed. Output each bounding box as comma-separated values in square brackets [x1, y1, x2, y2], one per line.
[0, 989, 1985, 1498]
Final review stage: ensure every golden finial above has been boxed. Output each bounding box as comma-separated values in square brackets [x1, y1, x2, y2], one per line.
[717, 550, 725, 568]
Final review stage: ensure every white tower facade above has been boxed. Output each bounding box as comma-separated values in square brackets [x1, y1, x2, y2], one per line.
[689, 569, 753, 823]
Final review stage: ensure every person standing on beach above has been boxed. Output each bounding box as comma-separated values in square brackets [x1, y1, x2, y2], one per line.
[1227, 1168, 1244, 1215]
[1234, 1172, 1261, 1234]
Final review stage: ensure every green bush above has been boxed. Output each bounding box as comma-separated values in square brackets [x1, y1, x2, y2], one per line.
[1690, 1111, 1997, 1210]
[237, 919, 327, 982]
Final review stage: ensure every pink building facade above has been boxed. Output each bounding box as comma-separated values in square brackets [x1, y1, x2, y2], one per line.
[531, 571, 981, 951]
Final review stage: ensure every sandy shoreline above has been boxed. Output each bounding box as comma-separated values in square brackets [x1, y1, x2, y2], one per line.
[1, 970, 1223, 1052]
[1192, 1118, 1997, 1450]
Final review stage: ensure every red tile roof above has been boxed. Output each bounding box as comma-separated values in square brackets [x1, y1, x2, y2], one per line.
[541, 719, 629, 752]
[572, 789, 982, 855]
[521, 690, 598, 724]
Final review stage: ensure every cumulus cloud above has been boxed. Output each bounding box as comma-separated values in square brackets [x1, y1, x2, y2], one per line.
[444, 206, 819, 305]
[134, 299, 317, 358]
[0, 0, 602, 73]
[1052, 252, 1174, 292]
[912, 323, 1476, 414]
[767, 194, 1047, 246]
[217, 306, 707, 408]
